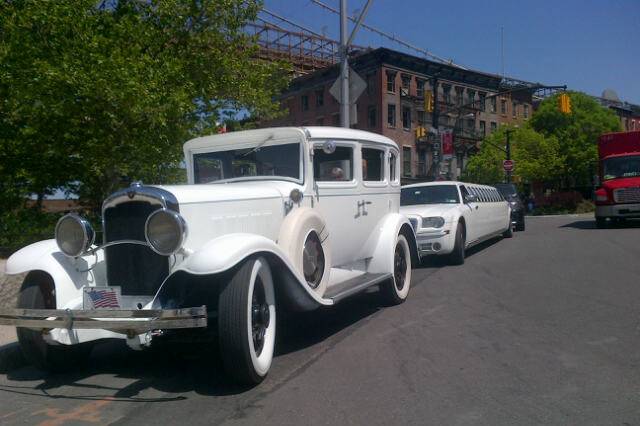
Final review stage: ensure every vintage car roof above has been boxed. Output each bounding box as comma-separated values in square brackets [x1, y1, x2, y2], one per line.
[184, 126, 398, 152]
[302, 126, 398, 148]
[402, 181, 499, 189]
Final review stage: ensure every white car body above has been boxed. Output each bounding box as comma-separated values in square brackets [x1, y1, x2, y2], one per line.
[400, 181, 511, 257]
[1, 127, 417, 383]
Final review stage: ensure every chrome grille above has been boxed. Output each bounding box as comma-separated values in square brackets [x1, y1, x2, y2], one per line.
[104, 201, 169, 296]
[613, 187, 640, 203]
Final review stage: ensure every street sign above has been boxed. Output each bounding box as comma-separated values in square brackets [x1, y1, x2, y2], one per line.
[329, 67, 365, 126]
[503, 159, 514, 172]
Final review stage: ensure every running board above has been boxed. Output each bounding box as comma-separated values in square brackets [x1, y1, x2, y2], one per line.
[324, 273, 392, 303]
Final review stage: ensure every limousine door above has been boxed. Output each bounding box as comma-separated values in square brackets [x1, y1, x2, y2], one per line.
[459, 185, 482, 244]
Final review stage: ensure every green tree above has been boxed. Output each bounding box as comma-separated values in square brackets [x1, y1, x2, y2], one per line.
[529, 91, 621, 186]
[463, 125, 563, 185]
[0, 0, 290, 212]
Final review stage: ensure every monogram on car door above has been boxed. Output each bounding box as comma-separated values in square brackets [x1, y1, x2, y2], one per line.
[311, 141, 360, 267]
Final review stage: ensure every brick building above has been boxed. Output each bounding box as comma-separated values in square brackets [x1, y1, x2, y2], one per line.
[264, 47, 533, 181]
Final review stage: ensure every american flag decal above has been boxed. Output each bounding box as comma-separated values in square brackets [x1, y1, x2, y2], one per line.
[87, 289, 120, 309]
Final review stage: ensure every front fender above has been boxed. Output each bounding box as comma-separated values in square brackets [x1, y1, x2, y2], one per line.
[364, 214, 418, 274]
[5, 240, 106, 309]
[166, 233, 331, 309]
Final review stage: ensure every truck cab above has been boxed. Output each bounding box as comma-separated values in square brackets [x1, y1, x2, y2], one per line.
[594, 131, 640, 228]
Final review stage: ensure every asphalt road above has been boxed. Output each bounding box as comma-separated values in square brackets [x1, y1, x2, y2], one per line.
[0, 214, 639, 425]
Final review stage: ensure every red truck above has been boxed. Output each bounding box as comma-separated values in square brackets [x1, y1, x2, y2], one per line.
[594, 130, 640, 228]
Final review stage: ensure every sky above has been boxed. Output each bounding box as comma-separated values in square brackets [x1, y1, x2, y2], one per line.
[263, 0, 640, 104]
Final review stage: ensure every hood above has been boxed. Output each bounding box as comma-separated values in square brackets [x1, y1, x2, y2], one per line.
[601, 177, 640, 190]
[154, 180, 302, 205]
[400, 204, 459, 220]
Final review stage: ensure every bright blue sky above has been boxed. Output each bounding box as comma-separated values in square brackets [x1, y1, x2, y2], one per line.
[263, 0, 640, 104]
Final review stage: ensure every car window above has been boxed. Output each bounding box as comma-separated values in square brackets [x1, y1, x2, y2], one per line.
[490, 189, 497, 202]
[460, 185, 469, 200]
[389, 152, 398, 182]
[313, 145, 353, 182]
[362, 148, 384, 182]
[401, 185, 460, 205]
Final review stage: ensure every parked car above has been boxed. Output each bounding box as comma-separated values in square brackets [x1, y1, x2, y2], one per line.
[0, 127, 418, 385]
[494, 183, 526, 231]
[400, 181, 512, 265]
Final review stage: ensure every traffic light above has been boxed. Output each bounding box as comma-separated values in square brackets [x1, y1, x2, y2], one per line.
[559, 93, 572, 114]
[424, 90, 434, 112]
[415, 126, 426, 139]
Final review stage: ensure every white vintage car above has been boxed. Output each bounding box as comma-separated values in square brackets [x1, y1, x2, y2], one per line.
[0, 127, 418, 384]
[400, 181, 512, 265]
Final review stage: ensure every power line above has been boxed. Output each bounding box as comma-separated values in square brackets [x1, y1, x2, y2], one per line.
[309, 0, 466, 69]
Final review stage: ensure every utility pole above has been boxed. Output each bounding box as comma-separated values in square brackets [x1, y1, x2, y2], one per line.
[339, 0, 349, 127]
[338, 0, 372, 127]
[505, 129, 512, 183]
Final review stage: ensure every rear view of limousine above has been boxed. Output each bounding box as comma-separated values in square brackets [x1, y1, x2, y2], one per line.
[400, 181, 513, 265]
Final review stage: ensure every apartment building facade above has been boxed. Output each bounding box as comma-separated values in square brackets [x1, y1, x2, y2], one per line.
[264, 48, 533, 181]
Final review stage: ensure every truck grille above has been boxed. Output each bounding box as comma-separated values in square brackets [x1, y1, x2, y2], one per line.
[613, 187, 640, 204]
[104, 201, 169, 296]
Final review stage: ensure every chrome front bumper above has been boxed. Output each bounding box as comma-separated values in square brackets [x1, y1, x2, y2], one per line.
[0, 306, 207, 335]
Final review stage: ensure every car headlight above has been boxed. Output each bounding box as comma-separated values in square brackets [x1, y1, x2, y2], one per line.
[421, 216, 445, 228]
[509, 201, 518, 207]
[55, 214, 95, 257]
[145, 209, 188, 256]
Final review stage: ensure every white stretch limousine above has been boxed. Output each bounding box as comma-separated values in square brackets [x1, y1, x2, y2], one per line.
[400, 181, 512, 264]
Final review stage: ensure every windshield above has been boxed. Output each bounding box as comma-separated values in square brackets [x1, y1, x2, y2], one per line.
[603, 155, 640, 181]
[401, 185, 460, 205]
[495, 183, 517, 197]
[193, 142, 301, 183]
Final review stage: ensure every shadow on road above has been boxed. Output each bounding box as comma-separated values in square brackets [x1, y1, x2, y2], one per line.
[561, 219, 640, 230]
[417, 236, 505, 268]
[0, 289, 387, 400]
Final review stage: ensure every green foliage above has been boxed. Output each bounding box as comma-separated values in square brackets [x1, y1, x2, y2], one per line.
[0, 0, 290, 213]
[529, 91, 621, 185]
[463, 125, 563, 184]
[0, 208, 62, 256]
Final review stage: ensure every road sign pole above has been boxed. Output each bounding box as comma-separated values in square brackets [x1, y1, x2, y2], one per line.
[506, 129, 512, 183]
[339, 0, 349, 127]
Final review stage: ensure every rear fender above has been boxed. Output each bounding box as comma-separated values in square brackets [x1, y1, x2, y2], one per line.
[5, 240, 106, 309]
[156, 233, 331, 312]
[364, 214, 419, 274]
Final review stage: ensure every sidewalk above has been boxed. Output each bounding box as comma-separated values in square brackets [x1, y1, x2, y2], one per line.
[0, 259, 17, 345]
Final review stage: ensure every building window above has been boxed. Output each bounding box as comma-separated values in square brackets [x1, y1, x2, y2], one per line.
[387, 103, 396, 127]
[402, 106, 411, 129]
[512, 101, 517, 118]
[490, 97, 497, 113]
[400, 74, 411, 96]
[479, 120, 486, 136]
[500, 99, 507, 115]
[416, 79, 425, 98]
[403, 147, 412, 176]
[467, 90, 476, 107]
[315, 89, 324, 107]
[455, 87, 464, 106]
[301, 95, 309, 112]
[490, 121, 497, 132]
[479, 92, 486, 112]
[386, 71, 396, 93]
[316, 117, 324, 126]
[417, 110, 426, 126]
[366, 73, 375, 96]
[367, 105, 377, 128]
[443, 85, 451, 104]
[524, 104, 529, 119]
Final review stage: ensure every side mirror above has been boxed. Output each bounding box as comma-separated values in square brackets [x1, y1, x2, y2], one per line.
[464, 194, 478, 204]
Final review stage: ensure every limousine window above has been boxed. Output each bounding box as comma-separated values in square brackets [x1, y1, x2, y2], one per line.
[401, 185, 460, 205]
[314, 145, 353, 181]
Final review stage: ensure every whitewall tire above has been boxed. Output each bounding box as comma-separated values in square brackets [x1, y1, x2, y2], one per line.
[381, 234, 412, 305]
[219, 256, 276, 385]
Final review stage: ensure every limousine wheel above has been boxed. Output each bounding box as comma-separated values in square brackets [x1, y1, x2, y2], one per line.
[381, 234, 412, 305]
[219, 256, 276, 385]
[17, 271, 92, 372]
[449, 224, 465, 265]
